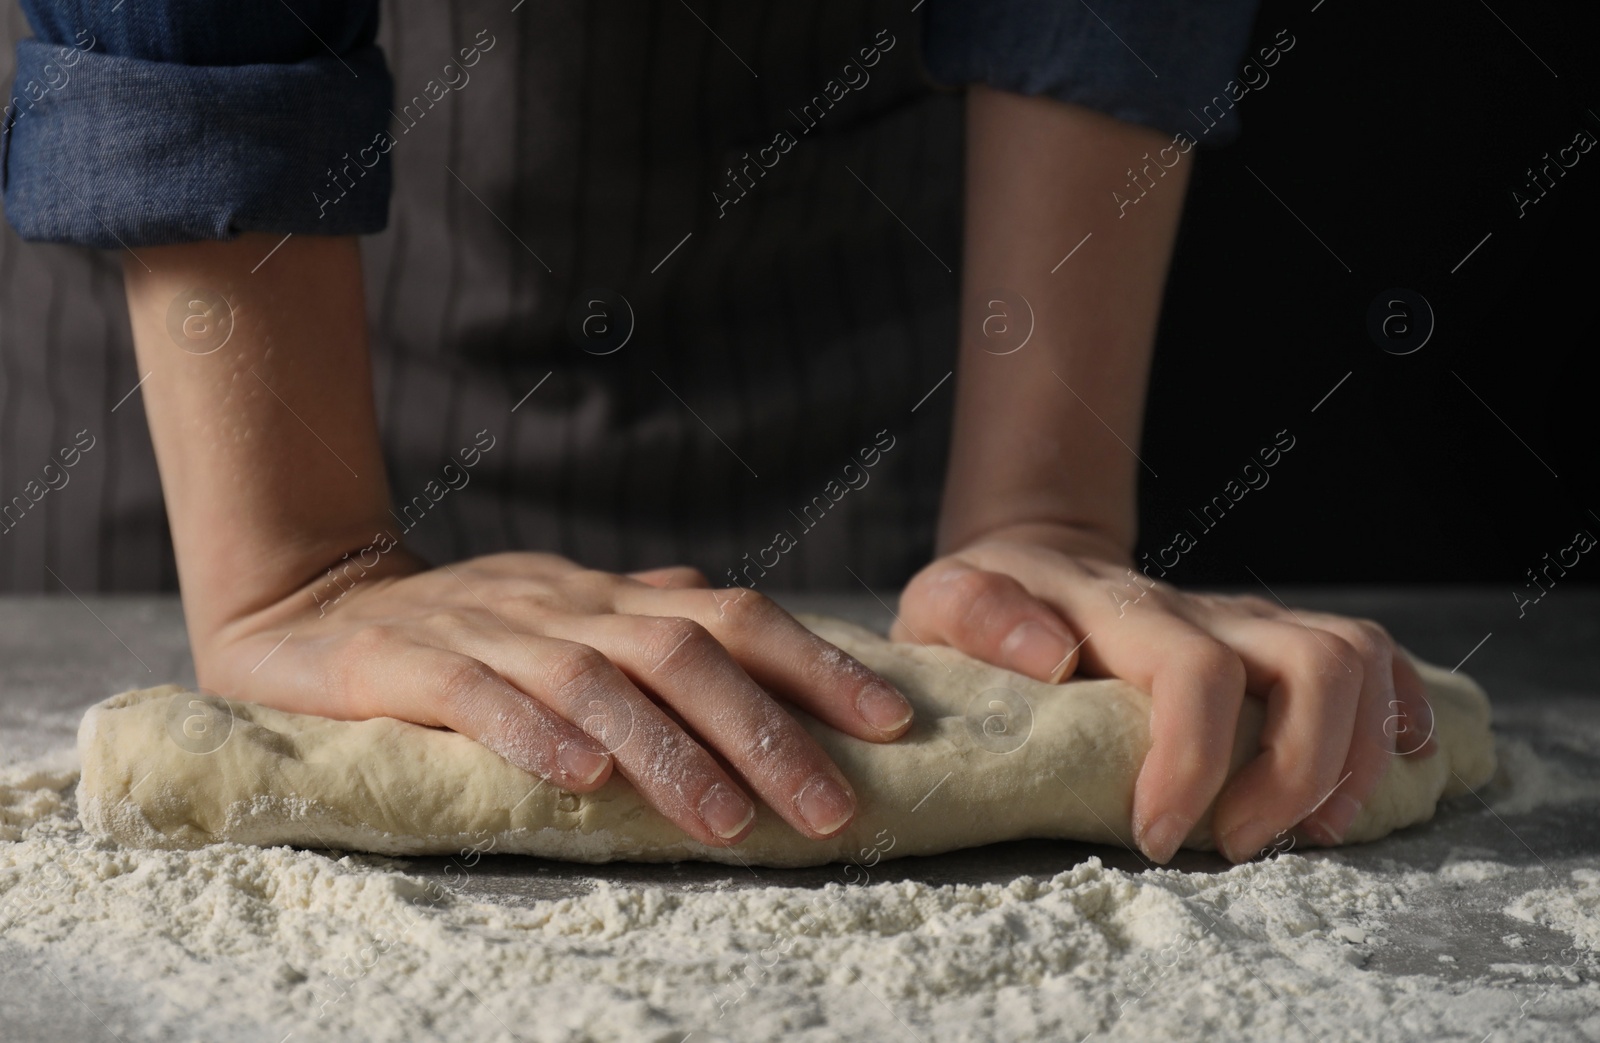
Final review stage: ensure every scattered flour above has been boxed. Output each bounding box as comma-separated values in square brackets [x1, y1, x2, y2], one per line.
[1490, 738, 1600, 815]
[1, 758, 1596, 1043]
[1508, 869, 1600, 952]
[0, 748, 77, 841]
[1438, 859, 1521, 883]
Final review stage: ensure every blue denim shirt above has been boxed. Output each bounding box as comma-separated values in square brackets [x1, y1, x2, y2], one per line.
[924, 0, 1261, 147]
[2, 0, 393, 246]
[2, 0, 1258, 247]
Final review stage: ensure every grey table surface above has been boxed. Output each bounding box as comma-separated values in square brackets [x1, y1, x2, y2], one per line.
[1, 588, 1598, 1040]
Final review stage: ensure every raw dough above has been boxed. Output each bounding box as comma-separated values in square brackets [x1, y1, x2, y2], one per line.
[76, 615, 1496, 867]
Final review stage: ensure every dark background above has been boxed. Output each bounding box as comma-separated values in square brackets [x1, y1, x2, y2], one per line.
[0, 0, 1594, 594]
[1138, 0, 1597, 586]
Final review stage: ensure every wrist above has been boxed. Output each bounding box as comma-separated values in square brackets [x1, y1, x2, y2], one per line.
[174, 499, 396, 618]
[195, 530, 430, 679]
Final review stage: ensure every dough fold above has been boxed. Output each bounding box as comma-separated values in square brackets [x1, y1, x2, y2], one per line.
[76, 615, 1496, 867]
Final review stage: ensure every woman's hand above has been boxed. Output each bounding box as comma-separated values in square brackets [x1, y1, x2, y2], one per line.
[894, 522, 1436, 865]
[119, 235, 912, 850]
[203, 550, 913, 847]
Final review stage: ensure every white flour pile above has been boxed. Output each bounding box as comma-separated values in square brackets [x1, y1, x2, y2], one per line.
[2, 754, 1597, 1043]
[1509, 870, 1600, 952]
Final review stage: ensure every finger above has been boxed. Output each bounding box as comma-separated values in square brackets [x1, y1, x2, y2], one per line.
[1202, 617, 1366, 863]
[627, 566, 712, 589]
[541, 613, 858, 839]
[436, 629, 760, 846]
[611, 585, 914, 742]
[1391, 647, 1438, 757]
[342, 636, 615, 794]
[1278, 614, 1400, 846]
[896, 559, 1081, 682]
[1295, 612, 1433, 756]
[1018, 577, 1247, 866]
[1119, 624, 1247, 865]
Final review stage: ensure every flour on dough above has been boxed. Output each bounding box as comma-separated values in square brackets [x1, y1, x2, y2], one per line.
[76, 615, 1496, 867]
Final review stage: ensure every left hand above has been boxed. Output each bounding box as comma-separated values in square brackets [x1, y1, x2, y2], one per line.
[893, 522, 1437, 864]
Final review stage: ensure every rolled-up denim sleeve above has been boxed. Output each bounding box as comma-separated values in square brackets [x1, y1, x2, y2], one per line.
[924, 0, 1264, 146]
[2, 1, 392, 246]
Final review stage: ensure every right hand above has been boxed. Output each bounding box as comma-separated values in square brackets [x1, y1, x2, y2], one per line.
[199, 550, 915, 847]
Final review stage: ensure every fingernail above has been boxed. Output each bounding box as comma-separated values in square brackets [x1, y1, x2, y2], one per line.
[698, 783, 755, 839]
[1137, 812, 1191, 864]
[856, 681, 913, 733]
[795, 773, 854, 836]
[1000, 620, 1073, 681]
[556, 743, 610, 786]
[1219, 818, 1271, 863]
[1304, 793, 1362, 845]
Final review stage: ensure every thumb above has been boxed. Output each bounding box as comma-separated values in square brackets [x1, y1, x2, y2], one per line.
[895, 560, 1080, 682]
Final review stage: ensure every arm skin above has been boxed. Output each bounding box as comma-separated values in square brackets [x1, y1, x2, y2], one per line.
[941, 90, 1173, 561]
[894, 85, 1437, 864]
[121, 235, 916, 848]
[122, 237, 406, 649]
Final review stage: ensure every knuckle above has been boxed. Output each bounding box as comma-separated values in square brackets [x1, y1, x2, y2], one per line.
[1328, 618, 1390, 659]
[944, 569, 1023, 629]
[1285, 633, 1363, 686]
[559, 568, 620, 601]
[1174, 636, 1246, 693]
[715, 587, 781, 625]
[505, 590, 563, 621]
[343, 623, 403, 666]
[335, 625, 403, 713]
[947, 565, 1008, 604]
[434, 657, 497, 709]
[645, 617, 717, 672]
[903, 560, 972, 615]
[539, 643, 615, 699]
[1352, 619, 1395, 663]
[1352, 616, 1391, 641]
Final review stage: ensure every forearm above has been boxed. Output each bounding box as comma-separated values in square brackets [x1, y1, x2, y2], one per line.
[122, 234, 404, 661]
[940, 86, 1192, 560]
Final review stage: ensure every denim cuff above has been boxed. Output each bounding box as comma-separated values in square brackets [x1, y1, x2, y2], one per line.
[2, 39, 394, 247]
[924, 0, 1262, 147]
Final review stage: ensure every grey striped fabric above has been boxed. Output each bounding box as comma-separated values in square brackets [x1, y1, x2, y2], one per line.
[0, 0, 961, 592]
